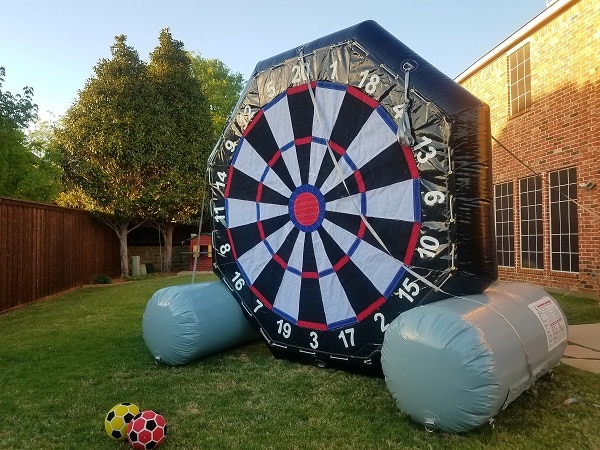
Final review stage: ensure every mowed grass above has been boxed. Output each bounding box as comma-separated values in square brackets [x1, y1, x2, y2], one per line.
[0, 275, 599, 449]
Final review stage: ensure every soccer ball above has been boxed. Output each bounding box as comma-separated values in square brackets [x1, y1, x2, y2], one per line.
[104, 402, 140, 440]
[127, 410, 167, 449]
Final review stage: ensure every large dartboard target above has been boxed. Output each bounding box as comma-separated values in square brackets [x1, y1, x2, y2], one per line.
[208, 20, 497, 374]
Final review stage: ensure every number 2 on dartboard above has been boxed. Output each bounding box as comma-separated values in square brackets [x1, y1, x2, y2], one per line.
[374, 312, 389, 332]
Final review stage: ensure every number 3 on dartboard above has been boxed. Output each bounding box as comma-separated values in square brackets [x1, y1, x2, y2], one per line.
[309, 331, 319, 349]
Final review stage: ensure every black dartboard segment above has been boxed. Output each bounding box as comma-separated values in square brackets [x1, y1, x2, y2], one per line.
[208, 20, 496, 374]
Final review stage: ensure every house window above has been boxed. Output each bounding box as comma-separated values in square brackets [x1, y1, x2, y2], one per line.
[494, 182, 515, 267]
[549, 168, 579, 272]
[519, 175, 543, 269]
[509, 43, 531, 115]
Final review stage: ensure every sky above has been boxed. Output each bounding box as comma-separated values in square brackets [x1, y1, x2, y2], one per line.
[1, 0, 547, 122]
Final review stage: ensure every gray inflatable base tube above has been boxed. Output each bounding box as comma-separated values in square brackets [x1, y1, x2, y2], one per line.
[381, 282, 568, 433]
[143, 281, 259, 366]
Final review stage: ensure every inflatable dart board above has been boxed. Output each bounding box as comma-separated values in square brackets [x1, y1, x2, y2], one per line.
[208, 20, 497, 374]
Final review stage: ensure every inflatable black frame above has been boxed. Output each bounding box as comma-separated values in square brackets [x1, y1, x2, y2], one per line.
[208, 20, 497, 374]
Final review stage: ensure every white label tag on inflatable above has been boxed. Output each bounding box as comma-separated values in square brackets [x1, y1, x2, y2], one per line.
[528, 296, 568, 351]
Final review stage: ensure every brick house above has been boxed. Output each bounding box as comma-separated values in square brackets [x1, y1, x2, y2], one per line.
[456, 0, 599, 299]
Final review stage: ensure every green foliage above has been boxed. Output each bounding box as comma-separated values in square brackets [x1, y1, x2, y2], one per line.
[55, 185, 98, 210]
[53, 31, 232, 274]
[0, 67, 61, 201]
[0, 279, 598, 449]
[0, 67, 37, 128]
[92, 274, 112, 284]
[144, 29, 214, 224]
[54, 35, 161, 276]
[144, 29, 217, 272]
[189, 52, 244, 140]
[0, 124, 34, 198]
[55, 36, 155, 221]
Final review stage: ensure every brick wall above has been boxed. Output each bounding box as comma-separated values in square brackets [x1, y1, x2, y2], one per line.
[459, 0, 599, 298]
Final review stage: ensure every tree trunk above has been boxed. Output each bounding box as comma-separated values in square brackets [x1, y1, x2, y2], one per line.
[161, 222, 175, 273]
[118, 222, 129, 278]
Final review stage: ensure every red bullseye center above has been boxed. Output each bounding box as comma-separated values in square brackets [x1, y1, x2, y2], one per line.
[294, 192, 320, 226]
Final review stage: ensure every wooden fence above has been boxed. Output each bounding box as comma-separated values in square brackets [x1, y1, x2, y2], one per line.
[0, 197, 120, 312]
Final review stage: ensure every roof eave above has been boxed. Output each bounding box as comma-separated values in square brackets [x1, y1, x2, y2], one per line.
[455, 0, 580, 84]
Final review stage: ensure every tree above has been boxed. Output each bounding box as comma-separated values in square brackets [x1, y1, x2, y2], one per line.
[54, 32, 242, 275]
[0, 67, 61, 202]
[54, 36, 156, 277]
[189, 52, 244, 141]
[0, 67, 37, 128]
[146, 29, 214, 272]
[0, 121, 33, 198]
[23, 119, 63, 200]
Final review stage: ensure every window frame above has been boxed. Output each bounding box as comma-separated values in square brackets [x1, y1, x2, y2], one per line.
[508, 42, 532, 116]
[549, 167, 579, 273]
[494, 181, 515, 267]
[519, 175, 544, 270]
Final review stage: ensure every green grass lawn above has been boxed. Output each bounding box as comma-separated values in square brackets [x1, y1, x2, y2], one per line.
[552, 291, 600, 324]
[0, 275, 598, 449]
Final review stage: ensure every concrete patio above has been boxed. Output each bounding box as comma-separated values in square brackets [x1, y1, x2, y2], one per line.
[561, 323, 600, 374]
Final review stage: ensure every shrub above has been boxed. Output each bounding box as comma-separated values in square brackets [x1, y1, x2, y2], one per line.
[92, 274, 112, 284]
